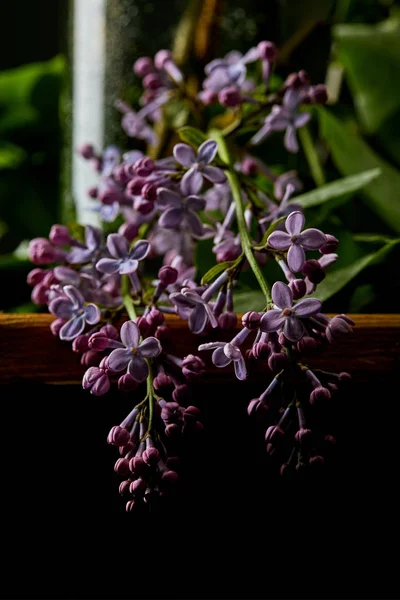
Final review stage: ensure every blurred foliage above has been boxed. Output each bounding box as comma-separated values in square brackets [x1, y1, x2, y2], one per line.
[1, 0, 400, 313]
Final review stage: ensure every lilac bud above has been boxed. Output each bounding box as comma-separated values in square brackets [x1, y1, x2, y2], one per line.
[158, 266, 178, 286]
[309, 455, 325, 468]
[268, 352, 288, 374]
[280, 462, 292, 477]
[133, 157, 155, 177]
[258, 40, 277, 61]
[143, 72, 163, 90]
[218, 311, 238, 330]
[183, 406, 201, 422]
[129, 456, 148, 476]
[265, 425, 285, 444]
[161, 470, 179, 485]
[309, 84, 328, 104]
[28, 238, 64, 265]
[289, 278, 306, 299]
[118, 373, 139, 392]
[339, 371, 352, 382]
[284, 72, 302, 90]
[142, 447, 160, 466]
[72, 333, 90, 353]
[155, 325, 171, 343]
[80, 350, 101, 368]
[153, 372, 173, 392]
[247, 398, 269, 418]
[198, 89, 217, 105]
[324, 434, 336, 447]
[119, 480, 131, 495]
[125, 500, 136, 512]
[295, 428, 313, 447]
[78, 143, 95, 160]
[88, 332, 109, 351]
[134, 197, 154, 215]
[309, 386, 331, 406]
[218, 86, 242, 108]
[141, 182, 157, 201]
[27, 268, 47, 286]
[50, 318, 65, 337]
[108, 426, 130, 446]
[147, 308, 165, 329]
[129, 478, 146, 494]
[126, 176, 146, 196]
[49, 225, 72, 246]
[172, 384, 190, 403]
[165, 423, 181, 438]
[136, 316, 151, 337]
[252, 341, 271, 360]
[241, 157, 258, 176]
[119, 221, 139, 243]
[296, 336, 318, 355]
[325, 315, 354, 344]
[119, 442, 134, 456]
[278, 332, 292, 348]
[182, 354, 206, 381]
[154, 49, 172, 70]
[100, 324, 119, 339]
[242, 311, 261, 329]
[319, 234, 339, 254]
[114, 458, 130, 476]
[301, 260, 326, 284]
[133, 56, 154, 77]
[298, 70, 310, 86]
[87, 186, 98, 198]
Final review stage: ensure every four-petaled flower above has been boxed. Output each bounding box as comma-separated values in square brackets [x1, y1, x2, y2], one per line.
[169, 287, 218, 334]
[267, 211, 326, 272]
[96, 234, 150, 275]
[260, 281, 321, 342]
[198, 340, 247, 380]
[49, 284, 101, 341]
[67, 225, 104, 265]
[173, 139, 226, 196]
[157, 188, 206, 237]
[202, 48, 259, 93]
[107, 320, 162, 382]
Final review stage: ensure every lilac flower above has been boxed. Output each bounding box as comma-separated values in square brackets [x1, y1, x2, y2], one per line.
[202, 48, 259, 94]
[173, 139, 226, 195]
[156, 188, 206, 237]
[49, 284, 101, 341]
[198, 328, 251, 380]
[82, 356, 113, 396]
[96, 234, 150, 275]
[260, 281, 321, 342]
[107, 321, 162, 382]
[67, 225, 104, 265]
[169, 287, 218, 334]
[267, 211, 326, 273]
[250, 89, 311, 153]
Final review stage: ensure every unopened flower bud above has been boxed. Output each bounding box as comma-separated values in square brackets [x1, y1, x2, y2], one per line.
[136, 316, 151, 337]
[218, 311, 238, 330]
[241, 156, 258, 176]
[268, 351, 288, 373]
[49, 225, 72, 247]
[118, 373, 139, 392]
[114, 458, 130, 476]
[296, 336, 318, 354]
[301, 259, 326, 284]
[319, 234, 339, 254]
[309, 386, 331, 406]
[258, 40, 277, 62]
[172, 384, 190, 403]
[108, 426, 130, 446]
[78, 143, 95, 160]
[133, 56, 154, 77]
[158, 266, 178, 286]
[153, 372, 173, 392]
[142, 447, 160, 466]
[289, 278, 306, 299]
[242, 311, 261, 329]
[252, 341, 271, 360]
[119, 480, 131, 495]
[218, 86, 242, 108]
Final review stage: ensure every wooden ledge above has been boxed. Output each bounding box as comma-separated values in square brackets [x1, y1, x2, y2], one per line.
[0, 313, 399, 385]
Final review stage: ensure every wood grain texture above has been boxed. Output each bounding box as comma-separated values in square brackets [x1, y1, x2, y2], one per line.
[0, 313, 399, 384]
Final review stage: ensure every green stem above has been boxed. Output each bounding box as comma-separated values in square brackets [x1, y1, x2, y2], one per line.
[210, 129, 272, 305]
[146, 359, 155, 434]
[121, 274, 137, 321]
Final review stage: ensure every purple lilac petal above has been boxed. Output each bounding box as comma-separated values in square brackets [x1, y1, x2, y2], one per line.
[138, 337, 162, 358]
[287, 244, 306, 272]
[60, 315, 86, 341]
[49, 297, 74, 319]
[84, 304, 101, 325]
[157, 188, 182, 208]
[283, 317, 305, 342]
[173, 144, 196, 167]
[64, 285, 84, 309]
[186, 196, 206, 212]
[292, 298, 322, 317]
[294, 112, 311, 128]
[108, 234, 129, 259]
[169, 293, 196, 309]
[286, 211, 305, 236]
[186, 211, 205, 237]
[130, 240, 150, 261]
[120, 320, 140, 349]
[91, 374, 111, 396]
[198, 342, 225, 351]
[268, 231, 291, 250]
[159, 207, 184, 229]
[224, 344, 243, 361]
[241, 46, 259, 63]
[108, 348, 132, 371]
[181, 168, 203, 196]
[119, 259, 139, 274]
[189, 305, 208, 333]
[298, 229, 326, 249]
[260, 310, 285, 332]
[284, 126, 298, 153]
[128, 355, 149, 382]
[83, 367, 102, 388]
[212, 347, 232, 367]
[202, 165, 227, 184]
[96, 258, 122, 274]
[86, 226, 103, 251]
[272, 281, 293, 309]
[234, 357, 247, 380]
[197, 140, 218, 165]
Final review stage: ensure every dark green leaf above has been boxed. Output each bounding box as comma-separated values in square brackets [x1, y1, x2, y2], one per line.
[317, 107, 400, 233]
[290, 168, 381, 209]
[0, 141, 27, 169]
[201, 260, 236, 286]
[233, 289, 266, 313]
[178, 126, 207, 149]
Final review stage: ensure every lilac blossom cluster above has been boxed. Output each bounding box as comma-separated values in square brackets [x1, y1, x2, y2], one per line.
[27, 39, 353, 509]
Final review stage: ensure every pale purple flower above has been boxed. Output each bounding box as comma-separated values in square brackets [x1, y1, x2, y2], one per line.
[169, 288, 218, 334]
[203, 48, 259, 94]
[107, 321, 162, 382]
[96, 234, 150, 275]
[267, 211, 326, 273]
[67, 225, 104, 265]
[250, 89, 311, 153]
[82, 356, 113, 396]
[260, 281, 321, 342]
[156, 188, 206, 237]
[49, 284, 101, 341]
[198, 328, 251, 380]
[173, 139, 226, 195]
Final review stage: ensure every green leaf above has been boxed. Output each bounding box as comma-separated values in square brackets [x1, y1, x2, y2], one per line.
[254, 216, 287, 250]
[333, 17, 400, 133]
[201, 259, 237, 286]
[233, 289, 266, 313]
[317, 107, 400, 234]
[0, 141, 27, 169]
[164, 99, 190, 130]
[178, 126, 207, 149]
[289, 168, 381, 209]
[311, 239, 400, 302]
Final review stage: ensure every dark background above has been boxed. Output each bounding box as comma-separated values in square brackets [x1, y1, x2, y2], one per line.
[1, 2, 400, 599]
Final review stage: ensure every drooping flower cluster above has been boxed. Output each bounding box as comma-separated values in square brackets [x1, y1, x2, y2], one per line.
[26, 38, 355, 509]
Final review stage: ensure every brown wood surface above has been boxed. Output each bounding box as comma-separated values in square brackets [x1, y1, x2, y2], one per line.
[0, 313, 399, 384]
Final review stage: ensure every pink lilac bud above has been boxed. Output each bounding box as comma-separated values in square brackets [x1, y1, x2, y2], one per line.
[258, 40, 277, 61]
[325, 315, 354, 344]
[219, 86, 242, 107]
[49, 225, 73, 246]
[119, 480, 131, 495]
[134, 197, 154, 215]
[129, 478, 146, 494]
[72, 333, 91, 353]
[158, 266, 178, 286]
[114, 458, 130, 476]
[126, 176, 146, 196]
[324, 435, 336, 447]
[241, 157, 258, 176]
[284, 72, 302, 90]
[147, 308, 165, 329]
[136, 316, 151, 337]
[182, 354, 206, 381]
[247, 398, 269, 418]
[278, 332, 292, 348]
[295, 428, 313, 447]
[198, 89, 217, 105]
[28, 238, 65, 265]
[296, 336, 318, 354]
[154, 49, 172, 69]
[108, 426, 131, 446]
[242, 311, 261, 329]
[183, 406, 201, 422]
[280, 462, 292, 477]
[119, 221, 139, 242]
[252, 341, 271, 359]
[155, 325, 171, 342]
[153, 372, 173, 392]
[309, 455, 325, 468]
[118, 373, 139, 392]
[289, 278, 306, 299]
[218, 311, 238, 330]
[27, 268, 47, 286]
[129, 456, 148, 476]
[172, 384, 190, 403]
[141, 182, 157, 201]
[142, 447, 160, 466]
[319, 234, 339, 254]
[143, 72, 163, 90]
[133, 56, 154, 77]
[88, 186, 98, 198]
[309, 84, 328, 104]
[339, 371, 352, 382]
[298, 70, 310, 86]
[165, 423, 181, 438]
[113, 164, 130, 185]
[81, 350, 101, 367]
[268, 352, 288, 373]
[310, 386, 331, 406]
[126, 500, 136, 512]
[50, 318, 65, 336]
[161, 470, 179, 485]
[88, 332, 109, 351]
[134, 157, 155, 177]
[301, 259, 325, 284]
[265, 425, 285, 443]
[78, 144, 95, 160]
